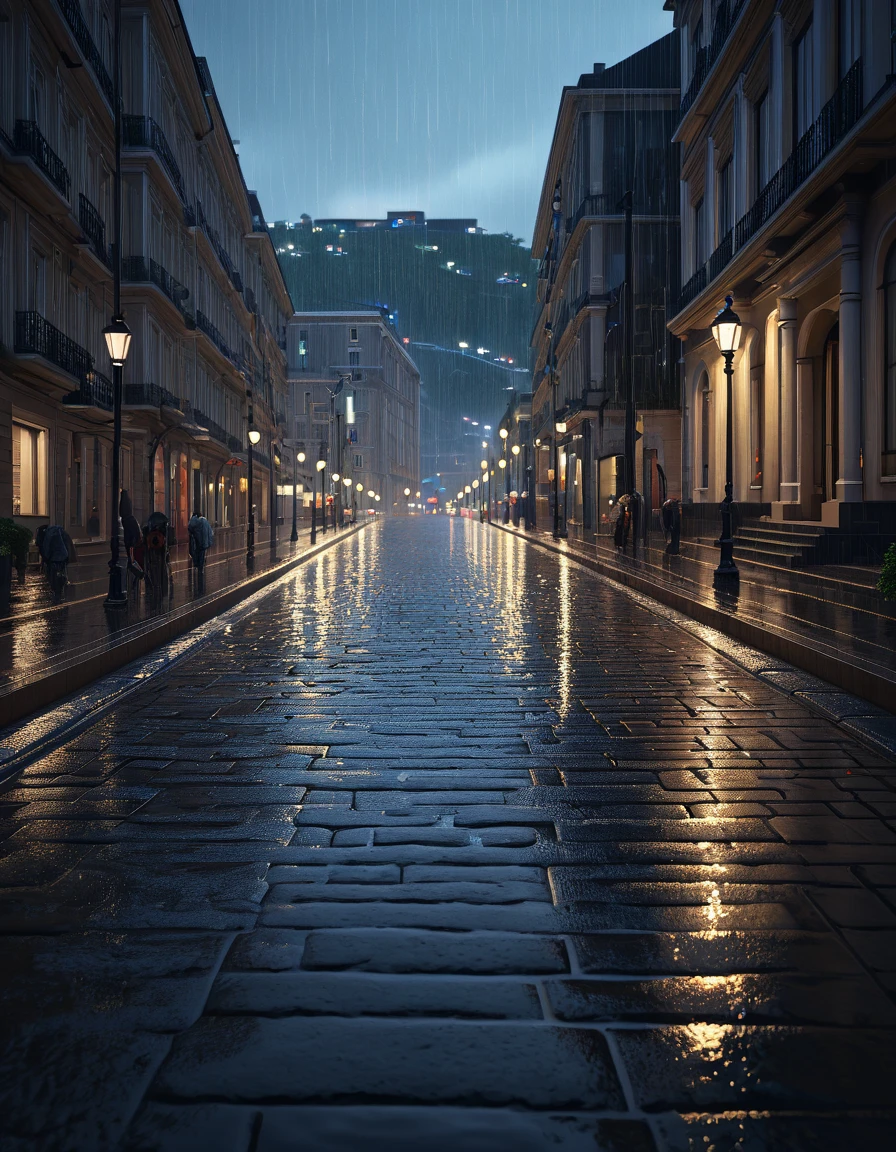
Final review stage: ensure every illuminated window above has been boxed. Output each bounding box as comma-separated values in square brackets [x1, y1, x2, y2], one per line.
[12, 420, 48, 516]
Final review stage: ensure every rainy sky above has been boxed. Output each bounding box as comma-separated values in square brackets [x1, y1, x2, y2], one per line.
[179, 0, 672, 242]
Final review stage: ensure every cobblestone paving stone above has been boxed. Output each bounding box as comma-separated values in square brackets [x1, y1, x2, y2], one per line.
[1, 518, 896, 1150]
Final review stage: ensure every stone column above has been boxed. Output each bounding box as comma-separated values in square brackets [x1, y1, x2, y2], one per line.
[832, 206, 864, 513]
[774, 297, 799, 517]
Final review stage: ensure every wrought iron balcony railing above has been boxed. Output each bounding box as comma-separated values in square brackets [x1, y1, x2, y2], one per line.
[122, 115, 187, 203]
[78, 193, 110, 267]
[57, 0, 114, 104]
[63, 368, 113, 411]
[123, 383, 183, 409]
[15, 311, 93, 380]
[676, 59, 864, 316]
[680, 0, 746, 117]
[192, 409, 230, 446]
[196, 310, 240, 369]
[13, 121, 70, 200]
[122, 255, 190, 310]
[195, 199, 244, 293]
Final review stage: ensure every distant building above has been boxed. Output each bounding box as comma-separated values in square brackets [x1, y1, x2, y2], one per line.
[287, 312, 420, 514]
[0, 0, 290, 549]
[667, 0, 896, 564]
[306, 211, 483, 234]
[529, 32, 681, 539]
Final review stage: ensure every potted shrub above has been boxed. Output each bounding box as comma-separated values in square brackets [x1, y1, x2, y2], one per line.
[879, 543, 896, 601]
[0, 518, 33, 597]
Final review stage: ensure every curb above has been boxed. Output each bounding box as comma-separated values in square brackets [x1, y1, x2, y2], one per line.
[490, 521, 896, 762]
[0, 523, 365, 772]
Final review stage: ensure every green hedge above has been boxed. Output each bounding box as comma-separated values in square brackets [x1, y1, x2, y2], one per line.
[878, 543, 896, 601]
[0, 518, 33, 564]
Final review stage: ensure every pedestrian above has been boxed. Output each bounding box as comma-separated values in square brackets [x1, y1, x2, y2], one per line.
[120, 490, 144, 586]
[37, 523, 76, 601]
[662, 496, 681, 555]
[613, 495, 631, 553]
[188, 507, 214, 573]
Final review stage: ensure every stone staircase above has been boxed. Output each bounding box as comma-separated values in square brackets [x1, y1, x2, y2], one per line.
[733, 519, 826, 568]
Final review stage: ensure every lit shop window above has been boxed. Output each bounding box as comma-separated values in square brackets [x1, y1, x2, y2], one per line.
[12, 420, 48, 516]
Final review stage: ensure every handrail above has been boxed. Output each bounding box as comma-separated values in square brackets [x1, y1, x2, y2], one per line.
[57, 0, 114, 104]
[15, 311, 93, 380]
[13, 121, 70, 199]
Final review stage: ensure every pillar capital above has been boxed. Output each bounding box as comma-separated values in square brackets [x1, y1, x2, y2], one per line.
[777, 297, 798, 325]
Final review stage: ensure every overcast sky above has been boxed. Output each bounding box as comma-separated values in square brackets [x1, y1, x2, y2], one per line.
[179, 0, 672, 242]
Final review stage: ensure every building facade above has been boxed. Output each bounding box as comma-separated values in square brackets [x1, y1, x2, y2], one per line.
[668, 0, 896, 561]
[529, 33, 682, 540]
[0, 0, 290, 554]
[287, 312, 420, 516]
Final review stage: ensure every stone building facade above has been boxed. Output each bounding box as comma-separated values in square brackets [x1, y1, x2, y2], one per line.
[287, 312, 420, 516]
[667, 0, 896, 561]
[0, 0, 290, 553]
[529, 32, 682, 539]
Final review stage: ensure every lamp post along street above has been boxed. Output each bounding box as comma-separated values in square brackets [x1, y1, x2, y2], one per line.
[103, 0, 129, 607]
[270, 436, 277, 555]
[247, 420, 260, 562]
[291, 449, 304, 542]
[711, 296, 742, 579]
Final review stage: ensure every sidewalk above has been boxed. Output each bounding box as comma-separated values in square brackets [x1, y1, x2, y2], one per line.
[0, 519, 357, 723]
[493, 518, 896, 712]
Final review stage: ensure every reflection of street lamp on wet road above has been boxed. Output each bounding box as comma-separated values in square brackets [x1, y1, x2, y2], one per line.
[247, 424, 261, 562]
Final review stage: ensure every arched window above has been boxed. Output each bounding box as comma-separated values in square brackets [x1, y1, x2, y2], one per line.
[885, 242, 896, 466]
[699, 372, 710, 488]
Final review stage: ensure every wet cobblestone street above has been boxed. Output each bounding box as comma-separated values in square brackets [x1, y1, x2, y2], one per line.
[2, 517, 895, 1151]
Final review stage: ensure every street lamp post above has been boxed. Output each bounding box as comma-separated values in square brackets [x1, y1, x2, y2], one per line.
[355, 482, 362, 522]
[554, 420, 567, 538]
[247, 421, 260, 562]
[711, 296, 742, 580]
[103, 0, 130, 608]
[314, 458, 326, 543]
[291, 449, 305, 542]
[511, 443, 521, 526]
[270, 438, 278, 556]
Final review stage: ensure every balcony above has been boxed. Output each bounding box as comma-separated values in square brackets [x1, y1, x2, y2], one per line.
[15, 311, 93, 381]
[123, 383, 183, 410]
[57, 0, 114, 104]
[566, 193, 618, 233]
[78, 193, 110, 268]
[676, 60, 864, 317]
[13, 121, 70, 200]
[192, 409, 230, 447]
[122, 116, 187, 204]
[122, 255, 190, 311]
[195, 200, 243, 294]
[62, 368, 113, 413]
[680, 0, 746, 118]
[196, 310, 241, 369]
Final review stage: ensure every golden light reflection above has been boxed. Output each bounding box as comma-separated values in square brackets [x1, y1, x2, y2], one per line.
[556, 555, 572, 719]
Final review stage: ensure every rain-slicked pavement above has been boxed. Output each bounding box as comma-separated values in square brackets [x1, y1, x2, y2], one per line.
[1, 517, 895, 1151]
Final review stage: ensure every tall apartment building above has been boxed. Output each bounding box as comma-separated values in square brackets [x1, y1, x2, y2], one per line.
[667, 0, 896, 562]
[287, 312, 420, 514]
[530, 33, 681, 539]
[0, 0, 291, 550]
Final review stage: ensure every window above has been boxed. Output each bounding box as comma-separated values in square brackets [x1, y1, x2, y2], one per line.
[690, 17, 703, 80]
[717, 158, 732, 241]
[298, 329, 308, 370]
[694, 198, 706, 269]
[754, 90, 773, 195]
[349, 327, 358, 342]
[838, 0, 861, 80]
[793, 21, 815, 142]
[348, 349, 359, 366]
[12, 421, 48, 516]
[884, 242, 896, 459]
[353, 453, 363, 469]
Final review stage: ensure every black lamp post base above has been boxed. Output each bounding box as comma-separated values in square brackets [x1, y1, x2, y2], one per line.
[104, 562, 128, 608]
